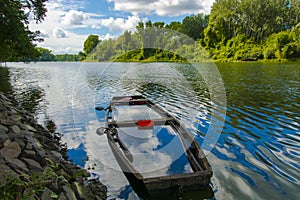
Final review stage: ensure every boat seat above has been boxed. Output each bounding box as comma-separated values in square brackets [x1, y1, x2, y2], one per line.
[110, 117, 175, 128]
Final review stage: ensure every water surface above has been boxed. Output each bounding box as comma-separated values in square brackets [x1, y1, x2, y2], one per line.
[1, 61, 299, 199]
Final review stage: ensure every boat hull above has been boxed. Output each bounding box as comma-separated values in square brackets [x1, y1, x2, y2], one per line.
[100, 95, 213, 198]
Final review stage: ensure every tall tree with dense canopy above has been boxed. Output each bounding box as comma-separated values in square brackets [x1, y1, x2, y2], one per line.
[204, 0, 299, 47]
[181, 14, 209, 41]
[83, 34, 100, 54]
[0, 0, 47, 61]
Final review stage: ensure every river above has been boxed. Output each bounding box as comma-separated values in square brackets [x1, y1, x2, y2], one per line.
[0, 61, 299, 199]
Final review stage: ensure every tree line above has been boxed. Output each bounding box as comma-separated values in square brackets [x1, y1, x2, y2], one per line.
[87, 0, 300, 62]
[1, 0, 300, 62]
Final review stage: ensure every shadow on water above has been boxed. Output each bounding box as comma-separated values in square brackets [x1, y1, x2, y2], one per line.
[0, 66, 13, 94]
[0, 65, 46, 114]
[0, 65, 56, 132]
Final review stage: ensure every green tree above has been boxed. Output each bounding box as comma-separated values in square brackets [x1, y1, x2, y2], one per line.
[84, 35, 100, 54]
[165, 21, 182, 31]
[288, 0, 300, 28]
[264, 30, 299, 59]
[153, 22, 165, 28]
[181, 13, 209, 40]
[78, 51, 87, 61]
[0, 0, 47, 62]
[36, 47, 55, 61]
[205, 0, 295, 47]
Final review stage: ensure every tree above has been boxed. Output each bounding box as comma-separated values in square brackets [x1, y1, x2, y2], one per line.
[36, 47, 55, 61]
[181, 14, 209, 40]
[78, 51, 87, 61]
[165, 21, 182, 31]
[83, 35, 100, 54]
[205, 0, 294, 46]
[288, 0, 300, 28]
[0, 0, 47, 62]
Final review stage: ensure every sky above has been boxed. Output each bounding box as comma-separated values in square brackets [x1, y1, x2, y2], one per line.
[29, 0, 215, 54]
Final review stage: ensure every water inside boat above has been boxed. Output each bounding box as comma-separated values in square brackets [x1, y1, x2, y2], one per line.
[111, 102, 194, 178]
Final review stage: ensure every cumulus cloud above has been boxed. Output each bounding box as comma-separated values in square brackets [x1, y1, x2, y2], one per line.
[53, 27, 68, 38]
[108, 0, 214, 16]
[62, 10, 88, 26]
[100, 15, 143, 31]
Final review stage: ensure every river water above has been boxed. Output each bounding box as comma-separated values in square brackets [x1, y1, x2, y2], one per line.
[0, 62, 299, 199]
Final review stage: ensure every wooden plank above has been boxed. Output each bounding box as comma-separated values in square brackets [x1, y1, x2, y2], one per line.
[110, 117, 175, 128]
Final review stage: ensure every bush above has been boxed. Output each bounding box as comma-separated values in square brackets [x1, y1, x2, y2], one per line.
[264, 47, 276, 59]
[281, 42, 300, 59]
[264, 31, 295, 59]
[234, 45, 263, 61]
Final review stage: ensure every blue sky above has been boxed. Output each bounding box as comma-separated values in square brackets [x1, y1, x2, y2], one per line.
[29, 0, 215, 54]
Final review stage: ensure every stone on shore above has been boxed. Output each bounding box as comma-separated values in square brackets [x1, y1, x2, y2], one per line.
[0, 91, 107, 199]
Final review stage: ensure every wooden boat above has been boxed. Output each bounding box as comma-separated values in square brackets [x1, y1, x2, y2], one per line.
[95, 95, 213, 198]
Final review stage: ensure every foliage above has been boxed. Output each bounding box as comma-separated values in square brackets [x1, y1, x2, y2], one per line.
[165, 21, 181, 31]
[55, 54, 80, 61]
[0, 165, 60, 199]
[205, 0, 295, 46]
[114, 48, 187, 62]
[86, 39, 117, 61]
[9, 0, 300, 62]
[181, 14, 209, 40]
[201, 0, 300, 61]
[20, 47, 86, 62]
[0, 0, 47, 62]
[84, 34, 100, 54]
[35, 47, 56, 61]
[263, 28, 300, 59]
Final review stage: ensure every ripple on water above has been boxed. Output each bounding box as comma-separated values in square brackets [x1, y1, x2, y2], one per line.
[4, 62, 300, 199]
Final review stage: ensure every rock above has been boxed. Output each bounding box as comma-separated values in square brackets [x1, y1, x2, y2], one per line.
[7, 115, 22, 123]
[6, 158, 29, 174]
[51, 150, 62, 160]
[0, 164, 19, 185]
[0, 124, 8, 133]
[0, 119, 13, 126]
[14, 137, 26, 149]
[58, 193, 67, 200]
[63, 185, 77, 200]
[41, 187, 54, 200]
[0, 132, 8, 143]
[9, 125, 21, 134]
[24, 135, 34, 150]
[72, 182, 85, 199]
[26, 125, 37, 132]
[22, 150, 36, 159]
[21, 158, 43, 172]
[87, 179, 107, 200]
[22, 188, 35, 199]
[34, 146, 46, 166]
[0, 140, 21, 159]
[0, 92, 107, 199]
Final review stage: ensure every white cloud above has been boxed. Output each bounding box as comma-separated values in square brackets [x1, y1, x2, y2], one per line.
[62, 10, 88, 26]
[53, 27, 68, 38]
[100, 15, 144, 32]
[28, 0, 215, 54]
[38, 32, 86, 54]
[108, 0, 214, 16]
[28, 0, 103, 54]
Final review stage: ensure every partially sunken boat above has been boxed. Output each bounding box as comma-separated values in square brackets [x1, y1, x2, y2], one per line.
[95, 95, 213, 198]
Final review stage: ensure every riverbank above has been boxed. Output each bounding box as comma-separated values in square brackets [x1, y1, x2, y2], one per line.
[0, 91, 107, 199]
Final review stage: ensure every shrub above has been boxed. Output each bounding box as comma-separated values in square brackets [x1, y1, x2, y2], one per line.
[281, 42, 300, 59]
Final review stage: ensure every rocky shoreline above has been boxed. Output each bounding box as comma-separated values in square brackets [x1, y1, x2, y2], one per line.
[0, 92, 107, 199]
